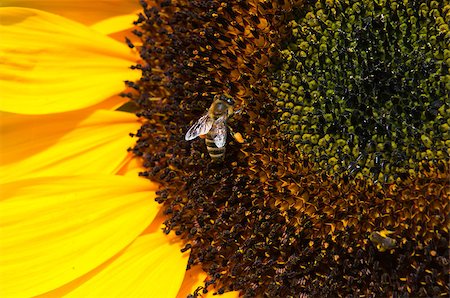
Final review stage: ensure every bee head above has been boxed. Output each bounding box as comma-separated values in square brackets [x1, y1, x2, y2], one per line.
[210, 94, 234, 117]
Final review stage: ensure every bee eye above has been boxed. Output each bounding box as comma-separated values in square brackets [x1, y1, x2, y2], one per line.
[226, 98, 234, 105]
[220, 94, 234, 105]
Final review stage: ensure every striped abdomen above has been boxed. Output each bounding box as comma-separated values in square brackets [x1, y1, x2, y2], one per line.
[205, 133, 226, 163]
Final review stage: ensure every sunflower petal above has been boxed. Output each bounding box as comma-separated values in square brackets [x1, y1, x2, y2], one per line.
[65, 232, 189, 298]
[0, 175, 159, 297]
[116, 156, 145, 177]
[0, 8, 139, 114]
[176, 265, 208, 297]
[0, 0, 141, 25]
[0, 110, 141, 182]
[176, 265, 241, 298]
[91, 13, 139, 36]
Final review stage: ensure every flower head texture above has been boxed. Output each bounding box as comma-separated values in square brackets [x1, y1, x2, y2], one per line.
[128, 0, 449, 296]
[0, 3, 238, 298]
[1, 0, 449, 297]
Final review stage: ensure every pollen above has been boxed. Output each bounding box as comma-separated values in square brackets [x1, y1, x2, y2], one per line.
[130, 0, 449, 296]
[232, 132, 245, 144]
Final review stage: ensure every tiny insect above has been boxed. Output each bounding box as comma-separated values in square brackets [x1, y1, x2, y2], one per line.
[369, 230, 397, 252]
[185, 94, 237, 163]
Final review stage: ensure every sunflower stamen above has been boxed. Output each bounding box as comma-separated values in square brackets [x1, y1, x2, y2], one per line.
[130, 0, 449, 296]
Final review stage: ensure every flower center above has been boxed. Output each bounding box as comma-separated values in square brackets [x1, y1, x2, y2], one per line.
[130, 0, 449, 296]
[272, 0, 449, 185]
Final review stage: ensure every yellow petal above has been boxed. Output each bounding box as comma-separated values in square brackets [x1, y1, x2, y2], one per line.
[91, 13, 140, 36]
[64, 232, 189, 298]
[90, 93, 132, 111]
[0, 110, 141, 182]
[0, 0, 141, 25]
[0, 8, 140, 114]
[0, 175, 159, 298]
[116, 156, 146, 177]
[177, 265, 241, 298]
[177, 265, 207, 297]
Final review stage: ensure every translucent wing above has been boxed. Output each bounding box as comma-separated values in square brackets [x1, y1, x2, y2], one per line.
[210, 116, 227, 148]
[185, 113, 214, 140]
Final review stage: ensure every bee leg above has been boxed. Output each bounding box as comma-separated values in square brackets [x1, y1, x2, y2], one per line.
[228, 126, 245, 143]
[229, 107, 243, 119]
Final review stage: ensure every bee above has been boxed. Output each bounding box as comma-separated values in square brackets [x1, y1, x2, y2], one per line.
[369, 230, 397, 252]
[185, 94, 237, 163]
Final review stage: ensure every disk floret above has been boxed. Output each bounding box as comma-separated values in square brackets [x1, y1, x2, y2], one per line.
[130, 0, 450, 296]
[273, 0, 449, 184]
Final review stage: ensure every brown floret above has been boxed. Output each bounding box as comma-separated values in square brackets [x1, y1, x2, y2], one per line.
[129, 0, 449, 296]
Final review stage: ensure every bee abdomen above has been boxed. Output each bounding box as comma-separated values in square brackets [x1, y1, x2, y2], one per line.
[205, 134, 225, 162]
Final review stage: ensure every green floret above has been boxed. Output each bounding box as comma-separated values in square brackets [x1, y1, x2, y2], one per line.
[273, 0, 449, 184]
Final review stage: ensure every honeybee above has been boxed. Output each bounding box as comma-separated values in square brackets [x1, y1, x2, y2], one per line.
[369, 230, 397, 252]
[185, 94, 236, 163]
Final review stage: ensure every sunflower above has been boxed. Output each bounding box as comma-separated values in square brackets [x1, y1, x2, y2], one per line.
[0, 3, 238, 297]
[2, 0, 449, 297]
[128, 0, 449, 296]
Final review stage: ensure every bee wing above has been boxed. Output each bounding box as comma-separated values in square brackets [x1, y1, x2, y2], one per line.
[210, 116, 227, 148]
[185, 113, 214, 140]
